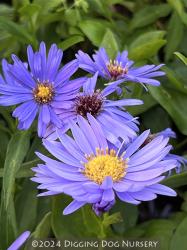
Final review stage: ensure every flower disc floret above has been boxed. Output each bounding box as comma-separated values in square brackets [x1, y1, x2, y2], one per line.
[107, 59, 128, 79]
[83, 148, 128, 184]
[33, 83, 54, 104]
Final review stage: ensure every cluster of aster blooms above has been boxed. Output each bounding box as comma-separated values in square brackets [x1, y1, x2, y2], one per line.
[1, 42, 187, 249]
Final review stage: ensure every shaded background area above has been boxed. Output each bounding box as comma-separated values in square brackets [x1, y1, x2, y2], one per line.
[0, 1, 187, 250]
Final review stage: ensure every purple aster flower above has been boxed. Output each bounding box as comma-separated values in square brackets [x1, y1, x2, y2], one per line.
[32, 115, 177, 216]
[76, 48, 165, 87]
[158, 128, 187, 173]
[45, 73, 143, 145]
[158, 128, 176, 139]
[142, 128, 187, 174]
[8, 231, 30, 250]
[0, 42, 82, 137]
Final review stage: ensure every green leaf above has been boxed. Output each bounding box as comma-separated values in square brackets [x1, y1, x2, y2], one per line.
[170, 212, 187, 226]
[163, 66, 187, 94]
[149, 85, 187, 135]
[58, 35, 85, 51]
[19, 3, 41, 18]
[33, 0, 63, 12]
[168, 0, 183, 15]
[143, 219, 175, 250]
[0, 107, 16, 132]
[129, 31, 166, 61]
[25, 135, 47, 161]
[127, 94, 157, 116]
[165, 12, 184, 61]
[174, 52, 187, 65]
[170, 216, 187, 250]
[102, 212, 122, 227]
[162, 170, 187, 188]
[0, 197, 17, 249]
[18, 3, 41, 32]
[51, 195, 114, 238]
[130, 31, 166, 48]
[52, 195, 97, 238]
[100, 28, 119, 58]
[32, 212, 51, 238]
[63, 9, 81, 27]
[75, 0, 89, 12]
[24, 212, 51, 250]
[111, 201, 138, 235]
[0, 17, 36, 46]
[0, 129, 10, 166]
[3, 131, 30, 209]
[0, 4, 14, 18]
[81, 205, 103, 237]
[130, 4, 171, 29]
[142, 106, 171, 133]
[168, 0, 187, 26]
[15, 180, 37, 233]
[79, 19, 109, 46]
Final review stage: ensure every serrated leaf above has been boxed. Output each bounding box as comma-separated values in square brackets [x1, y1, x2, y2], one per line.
[3, 131, 30, 209]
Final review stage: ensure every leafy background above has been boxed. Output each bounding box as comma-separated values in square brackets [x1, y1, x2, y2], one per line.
[0, 0, 187, 249]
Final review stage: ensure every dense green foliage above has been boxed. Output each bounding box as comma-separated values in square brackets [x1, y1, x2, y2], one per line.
[0, 0, 187, 249]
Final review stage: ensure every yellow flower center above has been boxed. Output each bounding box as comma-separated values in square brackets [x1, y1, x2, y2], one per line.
[83, 148, 128, 185]
[33, 83, 54, 104]
[107, 60, 128, 79]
